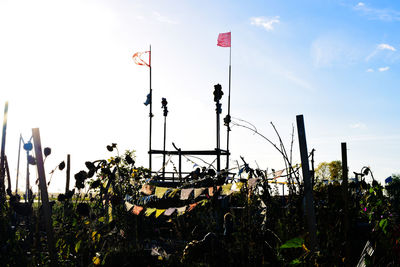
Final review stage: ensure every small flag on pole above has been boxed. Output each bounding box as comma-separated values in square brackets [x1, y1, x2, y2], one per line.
[217, 32, 231, 47]
[132, 51, 150, 67]
[144, 93, 151, 106]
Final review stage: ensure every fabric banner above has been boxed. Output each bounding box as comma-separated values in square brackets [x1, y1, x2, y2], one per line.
[155, 209, 166, 218]
[221, 184, 233, 195]
[248, 178, 259, 189]
[274, 169, 284, 179]
[180, 188, 193, 200]
[194, 188, 205, 199]
[208, 187, 214, 196]
[168, 188, 180, 198]
[177, 206, 186, 216]
[155, 187, 169, 198]
[197, 199, 208, 206]
[132, 205, 144, 215]
[125, 201, 134, 212]
[187, 203, 198, 212]
[164, 207, 176, 216]
[217, 32, 231, 47]
[145, 208, 156, 217]
[231, 182, 244, 192]
[144, 93, 151, 106]
[132, 51, 150, 67]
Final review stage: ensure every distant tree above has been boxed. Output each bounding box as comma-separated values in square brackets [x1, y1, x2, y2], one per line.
[315, 162, 330, 182]
[315, 161, 342, 181]
[328, 161, 342, 180]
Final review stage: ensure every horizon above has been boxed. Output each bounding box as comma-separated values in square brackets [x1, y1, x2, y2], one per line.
[1, 0, 400, 193]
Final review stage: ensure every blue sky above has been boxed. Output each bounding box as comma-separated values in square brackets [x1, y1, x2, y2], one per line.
[0, 0, 399, 191]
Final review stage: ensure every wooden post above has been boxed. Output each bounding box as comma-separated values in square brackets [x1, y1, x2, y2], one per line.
[65, 154, 70, 194]
[0, 101, 8, 202]
[310, 149, 315, 187]
[341, 142, 350, 263]
[178, 149, 182, 180]
[15, 134, 22, 194]
[162, 116, 167, 180]
[5, 156, 11, 195]
[32, 128, 56, 265]
[25, 149, 30, 202]
[296, 115, 318, 251]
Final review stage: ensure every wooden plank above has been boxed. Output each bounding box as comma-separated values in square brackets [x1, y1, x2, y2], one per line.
[15, 134, 22, 194]
[296, 114, 318, 252]
[32, 128, 56, 265]
[341, 142, 350, 263]
[149, 149, 230, 156]
[0, 101, 8, 201]
[65, 154, 70, 194]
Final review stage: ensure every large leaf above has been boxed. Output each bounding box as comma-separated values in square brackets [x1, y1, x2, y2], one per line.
[280, 237, 304, 249]
[75, 240, 82, 253]
[379, 219, 388, 234]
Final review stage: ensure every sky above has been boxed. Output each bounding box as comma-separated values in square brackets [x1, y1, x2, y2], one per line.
[1, 0, 400, 192]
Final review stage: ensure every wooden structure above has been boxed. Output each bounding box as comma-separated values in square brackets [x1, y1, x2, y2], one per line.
[149, 84, 231, 183]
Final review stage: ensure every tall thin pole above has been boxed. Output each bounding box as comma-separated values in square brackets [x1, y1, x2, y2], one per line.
[213, 84, 223, 172]
[5, 156, 11, 195]
[15, 134, 22, 194]
[226, 46, 232, 170]
[149, 45, 153, 172]
[341, 142, 350, 263]
[65, 154, 70, 194]
[32, 128, 56, 265]
[296, 114, 318, 252]
[25, 149, 30, 202]
[216, 103, 220, 171]
[311, 148, 315, 187]
[162, 116, 166, 179]
[0, 101, 8, 202]
[161, 98, 168, 179]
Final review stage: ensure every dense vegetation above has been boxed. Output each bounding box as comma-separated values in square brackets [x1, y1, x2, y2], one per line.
[1, 145, 399, 266]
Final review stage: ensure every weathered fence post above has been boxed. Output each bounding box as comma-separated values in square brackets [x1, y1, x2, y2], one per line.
[341, 142, 350, 263]
[15, 134, 22, 194]
[296, 114, 318, 251]
[0, 101, 8, 203]
[32, 128, 57, 265]
[65, 154, 70, 194]
[5, 156, 11, 195]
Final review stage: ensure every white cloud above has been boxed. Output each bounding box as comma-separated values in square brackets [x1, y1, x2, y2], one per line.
[378, 66, 390, 72]
[366, 68, 374, 72]
[250, 16, 280, 31]
[354, 2, 400, 21]
[350, 122, 367, 129]
[152, 11, 178, 24]
[366, 43, 396, 61]
[377, 43, 396, 51]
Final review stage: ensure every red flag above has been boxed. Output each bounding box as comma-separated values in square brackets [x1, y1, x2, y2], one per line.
[132, 51, 150, 67]
[217, 32, 231, 47]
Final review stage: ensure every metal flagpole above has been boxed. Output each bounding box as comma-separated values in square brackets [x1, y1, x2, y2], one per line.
[149, 45, 153, 172]
[225, 41, 232, 170]
[161, 98, 168, 179]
